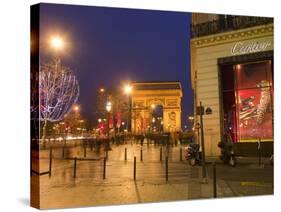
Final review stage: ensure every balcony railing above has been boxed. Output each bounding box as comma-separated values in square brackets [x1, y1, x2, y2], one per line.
[191, 16, 273, 38]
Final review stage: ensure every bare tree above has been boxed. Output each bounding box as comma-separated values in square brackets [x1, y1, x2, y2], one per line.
[39, 59, 79, 145]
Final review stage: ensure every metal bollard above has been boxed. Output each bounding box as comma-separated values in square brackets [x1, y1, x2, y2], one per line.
[160, 147, 162, 161]
[140, 149, 143, 162]
[180, 147, 182, 161]
[84, 145, 86, 158]
[258, 138, 261, 167]
[133, 156, 136, 181]
[62, 146, 65, 158]
[73, 157, 77, 178]
[105, 150, 108, 160]
[165, 156, 168, 181]
[49, 148, 53, 177]
[103, 157, 106, 179]
[213, 162, 217, 198]
[125, 148, 127, 161]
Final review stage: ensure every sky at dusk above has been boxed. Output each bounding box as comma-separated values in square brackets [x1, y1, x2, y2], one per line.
[39, 3, 193, 128]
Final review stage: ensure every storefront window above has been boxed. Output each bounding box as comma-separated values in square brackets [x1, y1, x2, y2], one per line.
[221, 65, 237, 142]
[235, 61, 273, 142]
[221, 60, 273, 142]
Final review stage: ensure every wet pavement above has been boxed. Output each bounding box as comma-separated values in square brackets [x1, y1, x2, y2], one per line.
[31, 140, 273, 209]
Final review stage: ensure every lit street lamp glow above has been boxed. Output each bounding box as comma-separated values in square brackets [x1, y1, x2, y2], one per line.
[124, 84, 132, 95]
[188, 116, 194, 120]
[74, 105, 79, 111]
[106, 101, 112, 112]
[50, 36, 64, 50]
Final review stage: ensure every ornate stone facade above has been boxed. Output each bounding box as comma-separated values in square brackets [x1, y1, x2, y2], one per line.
[190, 14, 273, 156]
[130, 82, 182, 133]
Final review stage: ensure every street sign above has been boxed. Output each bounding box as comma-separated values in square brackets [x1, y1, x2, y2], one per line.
[205, 107, 212, 115]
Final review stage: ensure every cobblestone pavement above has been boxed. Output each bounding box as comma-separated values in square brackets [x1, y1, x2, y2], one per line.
[32, 140, 273, 209]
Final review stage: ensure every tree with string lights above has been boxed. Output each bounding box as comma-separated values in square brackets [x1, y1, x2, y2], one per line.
[39, 59, 79, 145]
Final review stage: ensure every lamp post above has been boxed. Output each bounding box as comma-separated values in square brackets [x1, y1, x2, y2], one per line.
[79, 119, 84, 137]
[50, 35, 65, 74]
[124, 84, 132, 133]
[197, 101, 208, 183]
[152, 117, 156, 132]
[188, 116, 194, 130]
[106, 101, 112, 137]
[73, 105, 80, 135]
[41, 35, 65, 147]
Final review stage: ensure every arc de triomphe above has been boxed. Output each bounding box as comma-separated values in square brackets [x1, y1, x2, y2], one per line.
[130, 81, 182, 133]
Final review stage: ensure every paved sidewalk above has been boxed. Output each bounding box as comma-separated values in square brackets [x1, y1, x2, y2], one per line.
[33, 143, 273, 209]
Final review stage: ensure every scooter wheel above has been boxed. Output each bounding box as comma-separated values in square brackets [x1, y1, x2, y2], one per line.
[189, 158, 196, 166]
[229, 157, 236, 167]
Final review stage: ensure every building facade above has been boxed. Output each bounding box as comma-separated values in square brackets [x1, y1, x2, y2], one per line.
[190, 14, 273, 156]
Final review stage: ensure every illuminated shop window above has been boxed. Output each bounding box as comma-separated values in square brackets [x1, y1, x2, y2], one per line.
[221, 60, 273, 142]
[235, 61, 273, 142]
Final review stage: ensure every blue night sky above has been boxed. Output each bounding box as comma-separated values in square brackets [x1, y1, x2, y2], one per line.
[39, 3, 193, 128]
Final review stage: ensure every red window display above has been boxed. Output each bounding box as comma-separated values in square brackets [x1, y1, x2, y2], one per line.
[221, 60, 273, 142]
[235, 61, 273, 142]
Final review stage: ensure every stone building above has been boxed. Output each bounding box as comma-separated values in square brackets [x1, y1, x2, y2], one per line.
[190, 14, 273, 156]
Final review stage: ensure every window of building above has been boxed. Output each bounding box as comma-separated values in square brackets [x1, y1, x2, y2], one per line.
[221, 60, 273, 142]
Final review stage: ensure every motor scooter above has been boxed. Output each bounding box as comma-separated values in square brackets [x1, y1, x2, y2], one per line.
[184, 143, 201, 166]
[218, 140, 236, 167]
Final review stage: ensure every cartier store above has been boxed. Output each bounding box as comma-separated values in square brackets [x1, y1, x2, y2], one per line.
[190, 15, 273, 156]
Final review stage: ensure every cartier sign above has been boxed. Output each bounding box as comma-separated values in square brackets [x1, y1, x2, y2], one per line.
[231, 41, 272, 55]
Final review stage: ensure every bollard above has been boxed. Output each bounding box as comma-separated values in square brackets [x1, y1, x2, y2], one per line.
[73, 157, 77, 178]
[103, 157, 106, 179]
[160, 147, 162, 161]
[213, 162, 217, 198]
[105, 150, 108, 160]
[165, 156, 168, 181]
[62, 146, 65, 158]
[125, 148, 127, 161]
[180, 147, 182, 161]
[140, 149, 143, 162]
[49, 148, 53, 177]
[84, 145, 87, 158]
[133, 156, 136, 181]
[258, 138, 261, 167]
[62, 140, 66, 158]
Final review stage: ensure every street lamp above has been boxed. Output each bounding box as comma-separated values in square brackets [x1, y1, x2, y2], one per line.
[106, 101, 112, 136]
[74, 105, 79, 112]
[124, 84, 132, 95]
[50, 36, 64, 51]
[188, 116, 195, 130]
[49, 35, 65, 71]
[123, 84, 132, 133]
[41, 35, 66, 147]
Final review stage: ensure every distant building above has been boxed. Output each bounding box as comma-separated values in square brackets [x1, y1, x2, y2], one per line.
[190, 13, 273, 156]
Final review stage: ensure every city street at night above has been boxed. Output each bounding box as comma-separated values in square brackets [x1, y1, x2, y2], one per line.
[30, 3, 274, 209]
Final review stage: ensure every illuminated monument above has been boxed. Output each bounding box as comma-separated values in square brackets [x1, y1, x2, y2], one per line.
[130, 81, 182, 133]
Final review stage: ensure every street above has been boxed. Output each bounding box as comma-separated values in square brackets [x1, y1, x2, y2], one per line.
[32, 140, 273, 209]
